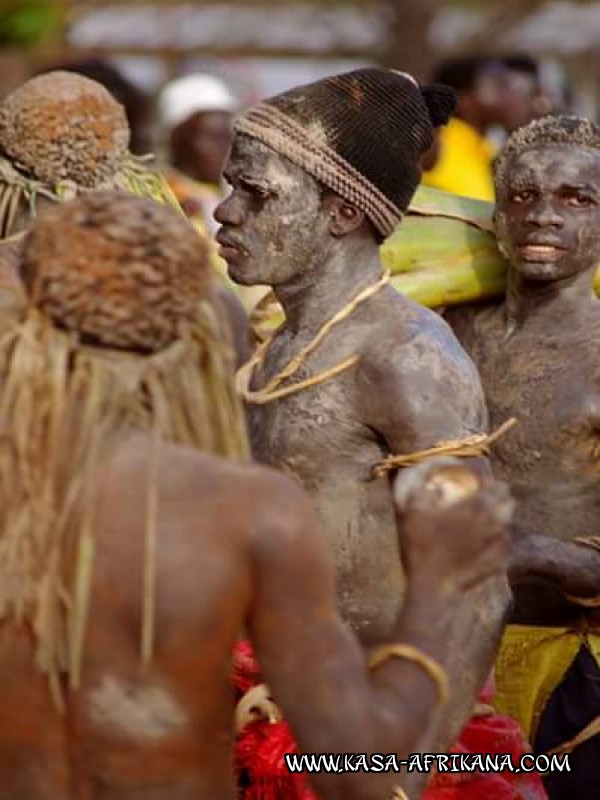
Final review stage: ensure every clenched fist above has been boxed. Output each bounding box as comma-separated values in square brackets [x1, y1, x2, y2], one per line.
[394, 457, 513, 594]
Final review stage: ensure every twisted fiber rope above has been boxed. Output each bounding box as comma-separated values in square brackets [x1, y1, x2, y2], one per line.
[373, 417, 518, 477]
[236, 117, 394, 236]
[236, 272, 390, 405]
[574, 536, 600, 554]
[235, 104, 402, 236]
[0, 304, 248, 709]
[563, 593, 600, 608]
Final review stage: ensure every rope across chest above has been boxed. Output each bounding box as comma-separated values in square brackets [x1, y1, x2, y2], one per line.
[236, 272, 390, 405]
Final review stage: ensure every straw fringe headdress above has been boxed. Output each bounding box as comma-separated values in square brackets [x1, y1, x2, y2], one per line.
[0, 71, 178, 240]
[0, 193, 248, 708]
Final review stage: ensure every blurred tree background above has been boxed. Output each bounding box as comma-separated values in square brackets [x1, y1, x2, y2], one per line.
[0, 0, 63, 47]
[0, 0, 593, 78]
[0, 0, 598, 112]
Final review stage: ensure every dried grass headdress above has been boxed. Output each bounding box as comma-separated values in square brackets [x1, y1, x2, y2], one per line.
[0, 192, 248, 708]
[0, 71, 177, 240]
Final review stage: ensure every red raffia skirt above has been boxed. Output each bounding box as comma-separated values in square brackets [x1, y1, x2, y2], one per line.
[232, 640, 548, 800]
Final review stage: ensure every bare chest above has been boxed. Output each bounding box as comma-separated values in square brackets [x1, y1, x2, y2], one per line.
[476, 331, 600, 468]
[468, 318, 600, 540]
[246, 337, 403, 640]
[456, 307, 598, 454]
[248, 336, 384, 486]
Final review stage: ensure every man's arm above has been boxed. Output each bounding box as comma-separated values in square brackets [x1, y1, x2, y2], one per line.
[247, 466, 509, 800]
[509, 531, 600, 598]
[354, 323, 505, 794]
[357, 323, 489, 458]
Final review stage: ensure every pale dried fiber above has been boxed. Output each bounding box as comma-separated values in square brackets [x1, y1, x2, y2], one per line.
[0, 150, 181, 241]
[0, 306, 248, 707]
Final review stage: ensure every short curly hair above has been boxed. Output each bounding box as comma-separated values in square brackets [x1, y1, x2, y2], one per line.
[21, 191, 208, 352]
[494, 115, 600, 196]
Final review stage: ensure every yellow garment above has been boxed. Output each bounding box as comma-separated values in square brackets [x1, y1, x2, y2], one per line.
[422, 118, 496, 202]
[494, 623, 600, 743]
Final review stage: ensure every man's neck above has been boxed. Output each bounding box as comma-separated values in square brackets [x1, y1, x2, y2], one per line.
[504, 266, 597, 335]
[274, 239, 382, 336]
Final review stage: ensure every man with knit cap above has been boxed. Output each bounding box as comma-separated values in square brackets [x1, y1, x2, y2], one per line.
[0, 190, 514, 799]
[216, 68, 513, 794]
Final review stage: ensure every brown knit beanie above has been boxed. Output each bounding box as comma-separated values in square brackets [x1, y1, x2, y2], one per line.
[234, 68, 456, 237]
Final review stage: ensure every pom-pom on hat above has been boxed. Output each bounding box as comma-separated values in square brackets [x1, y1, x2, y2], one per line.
[234, 67, 456, 238]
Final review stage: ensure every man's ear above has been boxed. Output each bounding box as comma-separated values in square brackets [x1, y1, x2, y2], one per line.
[322, 193, 366, 236]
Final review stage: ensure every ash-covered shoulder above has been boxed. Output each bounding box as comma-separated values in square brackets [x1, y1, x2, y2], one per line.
[361, 285, 483, 380]
[356, 287, 488, 438]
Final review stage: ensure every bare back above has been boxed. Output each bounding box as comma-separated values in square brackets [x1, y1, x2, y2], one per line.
[0, 434, 263, 800]
[0, 424, 511, 800]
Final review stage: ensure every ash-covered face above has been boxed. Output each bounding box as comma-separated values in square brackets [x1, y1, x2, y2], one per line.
[495, 145, 600, 283]
[214, 135, 329, 287]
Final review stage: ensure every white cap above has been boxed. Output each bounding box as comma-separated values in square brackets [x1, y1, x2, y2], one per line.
[158, 74, 238, 130]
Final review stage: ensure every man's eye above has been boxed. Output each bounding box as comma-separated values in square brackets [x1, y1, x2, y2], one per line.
[510, 191, 534, 204]
[241, 180, 270, 199]
[565, 194, 594, 208]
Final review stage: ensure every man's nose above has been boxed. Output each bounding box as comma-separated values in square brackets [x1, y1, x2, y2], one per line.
[525, 198, 564, 229]
[214, 193, 243, 227]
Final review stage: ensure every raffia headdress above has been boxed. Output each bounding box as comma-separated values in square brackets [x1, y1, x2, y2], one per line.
[0, 71, 178, 240]
[0, 192, 248, 708]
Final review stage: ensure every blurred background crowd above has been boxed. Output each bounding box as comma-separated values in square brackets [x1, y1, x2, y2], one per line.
[0, 0, 598, 231]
